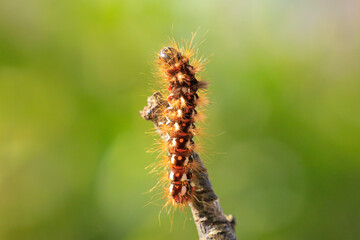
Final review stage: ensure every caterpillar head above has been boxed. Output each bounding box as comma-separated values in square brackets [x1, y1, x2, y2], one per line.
[159, 47, 182, 65]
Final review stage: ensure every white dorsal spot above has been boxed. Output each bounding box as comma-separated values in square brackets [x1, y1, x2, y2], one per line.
[169, 171, 174, 181]
[169, 184, 174, 194]
[177, 109, 182, 117]
[180, 97, 186, 106]
[172, 138, 177, 147]
[181, 174, 187, 181]
[184, 157, 189, 165]
[171, 155, 176, 164]
[180, 185, 187, 196]
[174, 122, 180, 131]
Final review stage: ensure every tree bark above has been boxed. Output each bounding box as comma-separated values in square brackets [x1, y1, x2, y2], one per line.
[140, 92, 237, 240]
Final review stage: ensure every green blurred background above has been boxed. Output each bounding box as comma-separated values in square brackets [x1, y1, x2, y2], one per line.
[0, 0, 359, 239]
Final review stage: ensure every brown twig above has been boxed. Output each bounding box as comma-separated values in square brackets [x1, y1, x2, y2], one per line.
[140, 92, 237, 240]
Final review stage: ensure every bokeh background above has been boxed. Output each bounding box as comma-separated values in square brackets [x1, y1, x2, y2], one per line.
[0, 0, 359, 239]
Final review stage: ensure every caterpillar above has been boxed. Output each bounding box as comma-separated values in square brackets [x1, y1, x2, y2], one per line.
[153, 42, 208, 206]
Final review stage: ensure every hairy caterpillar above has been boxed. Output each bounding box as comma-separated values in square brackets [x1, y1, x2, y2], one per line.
[141, 39, 238, 240]
[148, 40, 208, 206]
